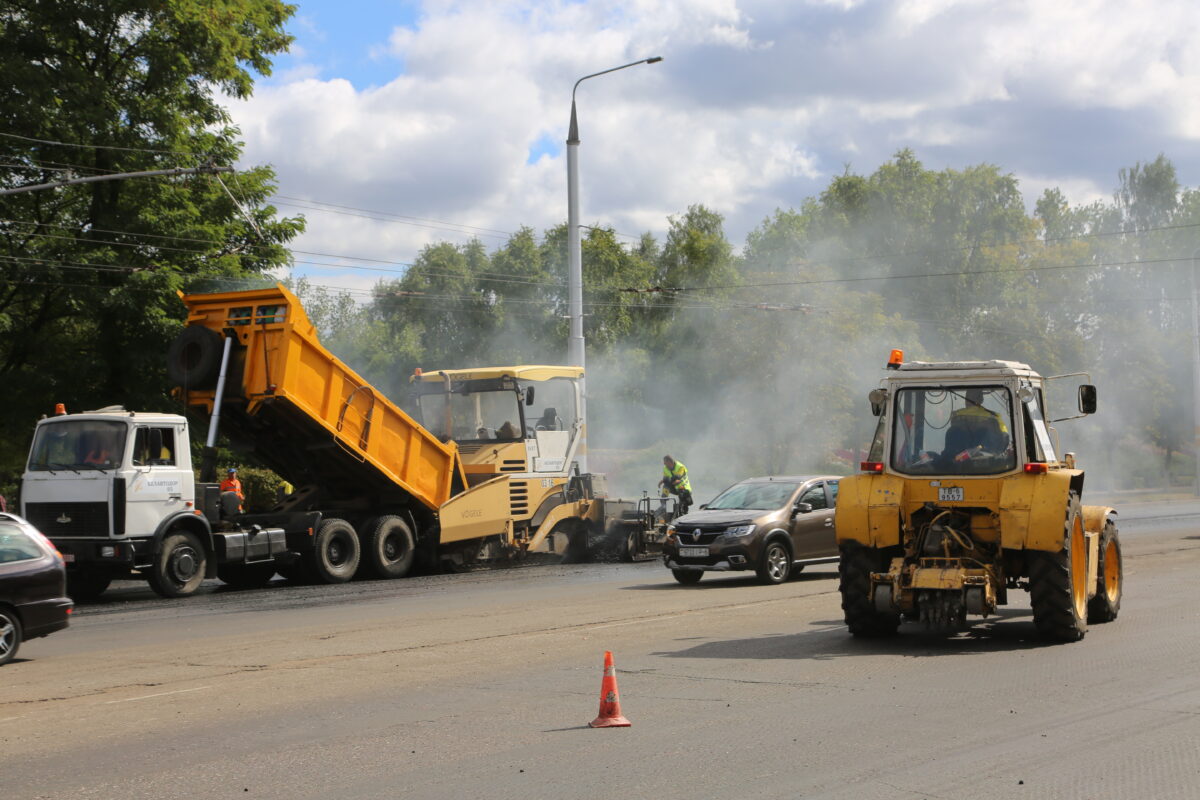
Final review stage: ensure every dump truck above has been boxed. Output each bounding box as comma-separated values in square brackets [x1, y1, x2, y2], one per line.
[21, 284, 662, 599]
[834, 352, 1122, 642]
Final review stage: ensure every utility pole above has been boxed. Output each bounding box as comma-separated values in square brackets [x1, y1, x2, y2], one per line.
[1192, 251, 1200, 494]
[566, 56, 662, 474]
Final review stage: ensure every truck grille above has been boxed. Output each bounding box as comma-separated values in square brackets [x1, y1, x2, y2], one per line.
[24, 502, 110, 538]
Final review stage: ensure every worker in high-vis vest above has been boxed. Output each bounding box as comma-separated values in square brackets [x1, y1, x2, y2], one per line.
[659, 455, 694, 516]
[220, 467, 245, 512]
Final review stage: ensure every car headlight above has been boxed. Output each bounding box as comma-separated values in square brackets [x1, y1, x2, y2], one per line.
[723, 524, 756, 538]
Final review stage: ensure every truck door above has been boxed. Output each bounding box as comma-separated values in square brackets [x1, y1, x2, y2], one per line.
[790, 481, 835, 559]
[125, 425, 191, 537]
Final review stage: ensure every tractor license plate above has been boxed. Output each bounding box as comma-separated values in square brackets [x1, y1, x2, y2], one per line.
[679, 547, 708, 557]
[938, 487, 964, 502]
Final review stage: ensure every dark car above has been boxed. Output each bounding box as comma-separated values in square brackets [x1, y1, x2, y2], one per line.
[0, 513, 73, 665]
[663, 475, 841, 585]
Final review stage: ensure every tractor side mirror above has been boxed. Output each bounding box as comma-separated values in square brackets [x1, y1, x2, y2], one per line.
[868, 388, 888, 417]
[1078, 384, 1097, 415]
[525, 386, 535, 406]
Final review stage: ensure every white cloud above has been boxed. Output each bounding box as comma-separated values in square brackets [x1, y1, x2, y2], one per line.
[232, 0, 1200, 293]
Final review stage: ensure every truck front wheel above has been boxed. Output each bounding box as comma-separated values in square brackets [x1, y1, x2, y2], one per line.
[147, 530, 208, 598]
[306, 518, 360, 583]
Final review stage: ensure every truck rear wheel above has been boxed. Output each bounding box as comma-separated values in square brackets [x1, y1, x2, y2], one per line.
[67, 572, 112, 602]
[1087, 520, 1122, 623]
[360, 515, 415, 579]
[1029, 492, 1088, 642]
[306, 518, 360, 583]
[218, 562, 278, 590]
[838, 542, 899, 637]
[147, 530, 208, 598]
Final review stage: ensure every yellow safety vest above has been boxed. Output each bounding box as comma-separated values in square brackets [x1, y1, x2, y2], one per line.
[663, 462, 691, 493]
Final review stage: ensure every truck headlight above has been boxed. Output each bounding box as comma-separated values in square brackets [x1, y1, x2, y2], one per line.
[723, 524, 756, 539]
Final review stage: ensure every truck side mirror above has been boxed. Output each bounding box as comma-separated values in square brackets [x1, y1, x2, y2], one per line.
[868, 388, 888, 417]
[1078, 384, 1097, 415]
[525, 386, 535, 406]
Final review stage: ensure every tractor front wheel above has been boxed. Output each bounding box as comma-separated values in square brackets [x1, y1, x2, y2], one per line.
[1087, 520, 1122, 623]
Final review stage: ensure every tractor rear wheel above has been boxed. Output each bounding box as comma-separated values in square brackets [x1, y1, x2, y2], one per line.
[1029, 492, 1088, 642]
[1087, 520, 1122, 623]
[838, 542, 899, 637]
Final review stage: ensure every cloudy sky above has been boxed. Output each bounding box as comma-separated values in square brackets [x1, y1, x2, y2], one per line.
[230, 0, 1200, 294]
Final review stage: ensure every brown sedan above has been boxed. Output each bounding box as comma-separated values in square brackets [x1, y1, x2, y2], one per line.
[662, 475, 841, 585]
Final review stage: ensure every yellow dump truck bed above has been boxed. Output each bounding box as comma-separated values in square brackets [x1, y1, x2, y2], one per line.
[178, 284, 463, 510]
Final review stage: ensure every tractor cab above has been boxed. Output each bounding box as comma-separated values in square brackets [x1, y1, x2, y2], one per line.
[862, 359, 1096, 479]
[412, 365, 584, 485]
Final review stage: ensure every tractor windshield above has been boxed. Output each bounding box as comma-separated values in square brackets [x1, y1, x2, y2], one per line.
[890, 385, 1016, 475]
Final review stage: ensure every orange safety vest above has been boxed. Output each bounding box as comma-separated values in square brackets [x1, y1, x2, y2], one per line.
[220, 477, 244, 499]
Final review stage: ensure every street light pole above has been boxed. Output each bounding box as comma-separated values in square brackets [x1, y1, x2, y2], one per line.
[1191, 250, 1200, 494]
[566, 56, 662, 474]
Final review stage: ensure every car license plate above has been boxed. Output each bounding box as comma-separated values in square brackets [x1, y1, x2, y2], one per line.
[939, 487, 964, 502]
[679, 546, 708, 557]
[62, 553, 75, 563]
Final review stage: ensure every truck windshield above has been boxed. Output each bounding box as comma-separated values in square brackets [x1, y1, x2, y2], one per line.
[890, 386, 1016, 475]
[418, 388, 523, 443]
[28, 420, 128, 471]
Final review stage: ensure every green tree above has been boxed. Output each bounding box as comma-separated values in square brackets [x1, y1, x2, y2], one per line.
[0, 0, 302, 486]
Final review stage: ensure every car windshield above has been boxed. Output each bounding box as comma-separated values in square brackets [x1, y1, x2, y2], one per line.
[890, 385, 1017, 475]
[0, 523, 45, 563]
[27, 420, 127, 471]
[707, 482, 800, 510]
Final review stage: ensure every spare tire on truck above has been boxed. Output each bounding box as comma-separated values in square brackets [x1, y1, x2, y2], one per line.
[166, 325, 224, 389]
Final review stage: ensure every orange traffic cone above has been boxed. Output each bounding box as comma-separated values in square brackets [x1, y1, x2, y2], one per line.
[589, 650, 631, 728]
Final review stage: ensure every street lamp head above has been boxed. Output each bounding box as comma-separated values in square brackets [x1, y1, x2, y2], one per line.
[646, 56, 663, 64]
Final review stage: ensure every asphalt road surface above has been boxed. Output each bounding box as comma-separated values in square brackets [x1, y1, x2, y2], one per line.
[3, 503, 1198, 800]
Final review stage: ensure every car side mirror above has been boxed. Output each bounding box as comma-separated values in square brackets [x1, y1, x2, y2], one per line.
[1078, 384, 1097, 415]
[698, 504, 707, 510]
[793, 502, 813, 515]
[868, 388, 888, 417]
[525, 386, 535, 406]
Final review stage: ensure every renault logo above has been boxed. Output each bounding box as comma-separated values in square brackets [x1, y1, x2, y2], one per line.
[57, 513, 72, 524]
[692, 528, 702, 542]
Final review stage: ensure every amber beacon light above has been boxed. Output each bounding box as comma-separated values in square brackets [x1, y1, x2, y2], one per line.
[886, 349, 904, 370]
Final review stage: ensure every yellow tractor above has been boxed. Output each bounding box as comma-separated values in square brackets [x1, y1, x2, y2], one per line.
[835, 352, 1122, 642]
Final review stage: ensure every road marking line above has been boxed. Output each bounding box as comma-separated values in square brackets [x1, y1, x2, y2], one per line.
[104, 686, 211, 704]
